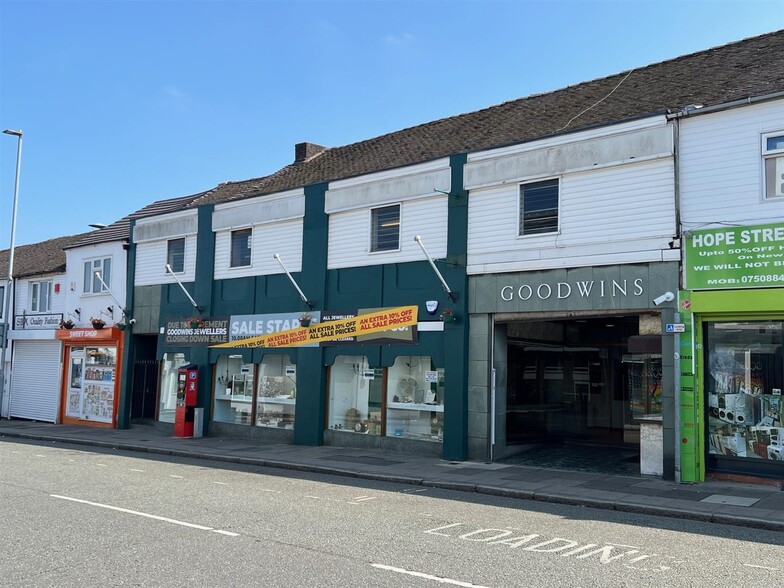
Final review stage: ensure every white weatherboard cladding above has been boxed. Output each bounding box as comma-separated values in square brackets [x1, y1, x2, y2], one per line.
[133, 210, 198, 243]
[679, 100, 784, 227]
[325, 159, 451, 213]
[14, 275, 66, 316]
[214, 218, 304, 280]
[465, 123, 673, 189]
[212, 190, 305, 231]
[328, 196, 448, 269]
[135, 235, 197, 286]
[9, 340, 62, 422]
[467, 159, 676, 274]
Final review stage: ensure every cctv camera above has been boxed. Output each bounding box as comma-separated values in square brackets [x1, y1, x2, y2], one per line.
[128, 318, 137, 325]
[652, 291, 675, 306]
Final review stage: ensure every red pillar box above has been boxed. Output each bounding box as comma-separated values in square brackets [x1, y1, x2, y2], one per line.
[174, 365, 199, 437]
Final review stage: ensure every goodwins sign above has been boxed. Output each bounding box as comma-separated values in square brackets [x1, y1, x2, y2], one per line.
[501, 278, 644, 301]
[468, 263, 679, 314]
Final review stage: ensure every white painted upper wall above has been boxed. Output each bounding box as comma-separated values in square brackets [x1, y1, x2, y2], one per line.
[134, 209, 199, 286]
[326, 159, 451, 269]
[466, 118, 678, 275]
[64, 241, 127, 328]
[679, 99, 784, 229]
[13, 273, 67, 318]
[213, 190, 305, 280]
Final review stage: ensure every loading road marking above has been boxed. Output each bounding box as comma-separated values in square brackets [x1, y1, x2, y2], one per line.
[372, 564, 489, 588]
[743, 563, 780, 571]
[50, 494, 239, 537]
[424, 523, 673, 572]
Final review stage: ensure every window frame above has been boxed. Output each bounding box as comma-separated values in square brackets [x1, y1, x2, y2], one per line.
[30, 279, 53, 313]
[762, 130, 784, 201]
[166, 238, 186, 274]
[518, 177, 560, 237]
[369, 203, 401, 253]
[229, 228, 253, 268]
[83, 256, 112, 295]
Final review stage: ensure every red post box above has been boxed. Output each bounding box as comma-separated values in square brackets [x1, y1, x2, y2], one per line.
[174, 365, 199, 437]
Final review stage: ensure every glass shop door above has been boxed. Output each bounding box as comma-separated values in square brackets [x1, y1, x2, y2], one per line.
[65, 348, 85, 420]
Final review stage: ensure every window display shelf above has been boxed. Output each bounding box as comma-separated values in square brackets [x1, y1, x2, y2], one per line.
[215, 395, 253, 404]
[388, 402, 443, 413]
[257, 396, 296, 405]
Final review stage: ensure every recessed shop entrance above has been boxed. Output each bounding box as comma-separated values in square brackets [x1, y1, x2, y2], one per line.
[503, 314, 662, 451]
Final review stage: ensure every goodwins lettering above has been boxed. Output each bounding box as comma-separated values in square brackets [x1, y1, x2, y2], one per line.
[500, 279, 644, 302]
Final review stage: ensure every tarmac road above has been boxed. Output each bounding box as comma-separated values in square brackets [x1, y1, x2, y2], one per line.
[0, 438, 781, 587]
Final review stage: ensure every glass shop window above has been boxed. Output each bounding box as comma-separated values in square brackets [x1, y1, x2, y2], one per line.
[256, 355, 296, 429]
[328, 356, 383, 434]
[327, 355, 444, 442]
[705, 321, 783, 462]
[213, 354, 255, 425]
[159, 352, 188, 423]
[386, 356, 444, 441]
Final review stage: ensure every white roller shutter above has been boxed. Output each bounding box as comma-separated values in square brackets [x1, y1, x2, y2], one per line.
[9, 340, 62, 422]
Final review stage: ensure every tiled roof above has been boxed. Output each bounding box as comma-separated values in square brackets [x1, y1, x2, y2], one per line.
[188, 29, 784, 207]
[66, 192, 204, 249]
[0, 232, 93, 279]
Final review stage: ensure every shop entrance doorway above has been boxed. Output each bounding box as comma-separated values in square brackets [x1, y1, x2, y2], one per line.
[505, 315, 662, 450]
[130, 336, 159, 422]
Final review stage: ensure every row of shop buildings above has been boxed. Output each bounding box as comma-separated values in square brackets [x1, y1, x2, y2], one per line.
[1, 31, 783, 485]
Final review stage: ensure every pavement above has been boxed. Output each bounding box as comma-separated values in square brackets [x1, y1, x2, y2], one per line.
[2, 419, 783, 533]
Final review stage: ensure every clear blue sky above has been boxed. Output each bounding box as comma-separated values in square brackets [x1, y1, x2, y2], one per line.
[1, 0, 782, 246]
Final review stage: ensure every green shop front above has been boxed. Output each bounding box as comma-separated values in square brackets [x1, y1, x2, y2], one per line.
[680, 223, 784, 482]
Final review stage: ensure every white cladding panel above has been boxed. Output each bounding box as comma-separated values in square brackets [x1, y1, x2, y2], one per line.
[214, 218, 303, 280]
[9, 340, 62, 422]
[133, 210, 198, 243]
[467, 159, 676, 274]
[679, 100, 784, 227]
[212, 190, 305, 231]
[135, 235, 197, 286]
[328, 196, 448, 269]
[14, 275, 66, 316]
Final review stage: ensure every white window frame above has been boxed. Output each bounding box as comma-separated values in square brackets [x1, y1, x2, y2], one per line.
[167, 238, 186, 274]
[762, 130, 784, 201]
[229, 228, 253, 268]
[369, 203, 401, 254]
[83, 256, 112, 295]
[517, 177, 561, 238]
[30, 279, 52, 313]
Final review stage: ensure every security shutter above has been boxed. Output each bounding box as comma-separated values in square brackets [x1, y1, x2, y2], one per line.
[9, 340, 62, 422]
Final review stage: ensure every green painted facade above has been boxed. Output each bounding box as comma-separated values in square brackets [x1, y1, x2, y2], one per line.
[678, 288, 784, 482]
[120, 157, 471, 459]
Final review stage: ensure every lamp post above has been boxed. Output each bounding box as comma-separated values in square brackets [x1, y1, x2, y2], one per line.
[0, 129, 23, 418]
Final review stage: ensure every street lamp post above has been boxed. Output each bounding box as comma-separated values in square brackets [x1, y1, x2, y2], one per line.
[0, 129, 23, 418]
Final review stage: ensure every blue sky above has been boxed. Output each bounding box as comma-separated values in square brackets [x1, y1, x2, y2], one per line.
[1, 0, 782, 246]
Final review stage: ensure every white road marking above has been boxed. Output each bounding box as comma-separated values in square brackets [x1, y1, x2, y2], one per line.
[743, 563, 780, 571]
[402, 488, 427, 493]
[258, 488, 278, 493]
[352, 496, 376, 502]
[68, 459, 74, 462]
[372, 564, 489, 588]
[97, 464, 107, 467]
[169, 475, 184, 479]
[130, 469, 144, 472]
[212, 481, 228, 485]
[50, 494, 238, 537]
[212, 529, 239, 537]
[36, 454, 45, 458]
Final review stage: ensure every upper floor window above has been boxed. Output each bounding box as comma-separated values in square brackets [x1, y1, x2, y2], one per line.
[167, 238, 185, 273]
[84, 257, 112, 294]
[230, 229, 252, 267]
[519, 178, 559, 236]
[763, 132, 784, 200]
[31, 280, 52, 313]
[370, 204, 400, 252]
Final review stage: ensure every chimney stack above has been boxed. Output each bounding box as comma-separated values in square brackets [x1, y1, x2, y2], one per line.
[295, 142, 326, 163]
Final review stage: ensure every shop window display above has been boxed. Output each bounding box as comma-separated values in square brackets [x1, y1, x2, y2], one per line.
[386, 356, 444, 441]
[159, 352, 188, 423]
[328, 356, 383, 434]
[256, 355, 296, 429]
[705, 321, 783, 462]
[327, 355, 444, 442]
[213, 354, 255, 425]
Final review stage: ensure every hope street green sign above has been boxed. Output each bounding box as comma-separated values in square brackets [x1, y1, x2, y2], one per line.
[685, 223, 784, 290]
